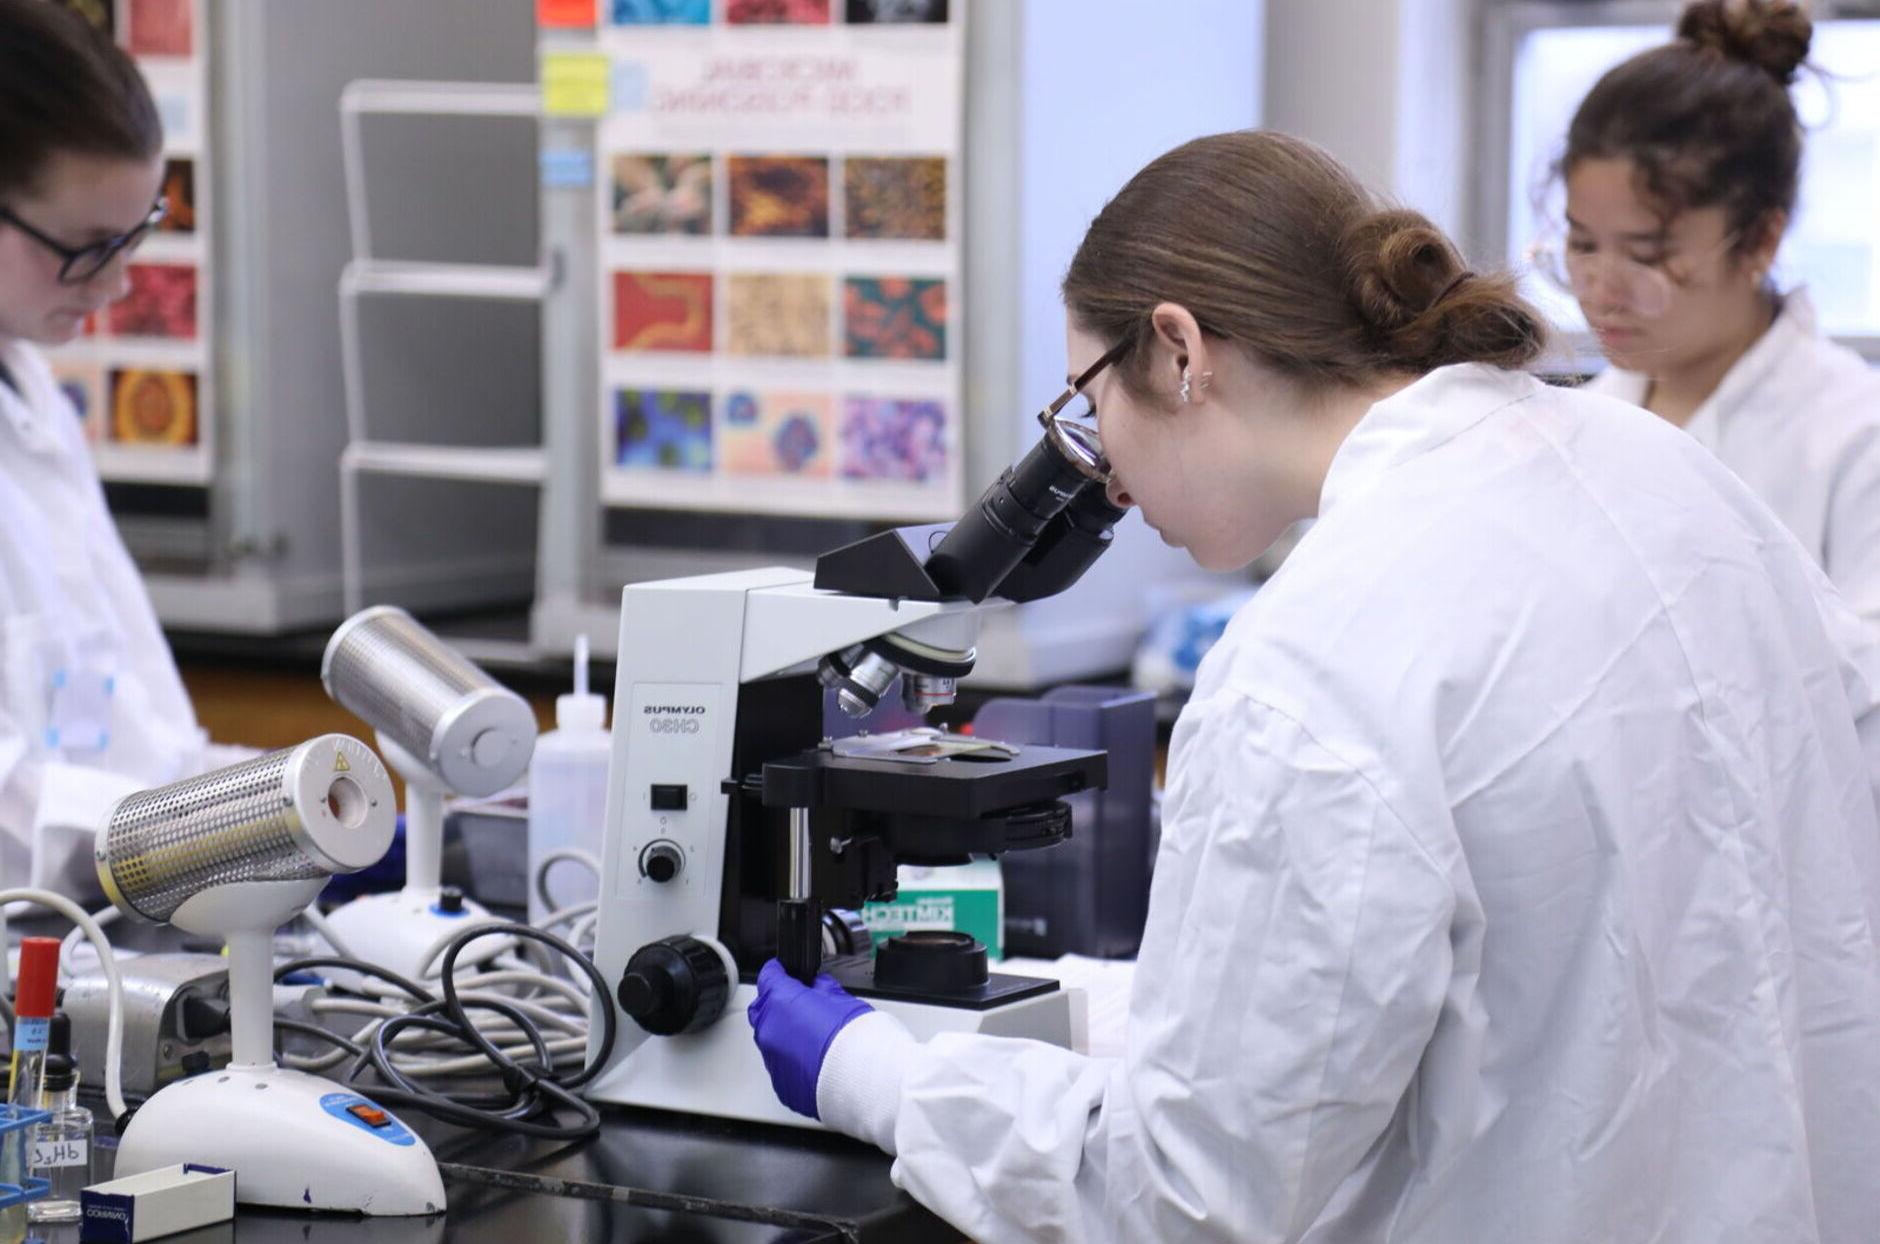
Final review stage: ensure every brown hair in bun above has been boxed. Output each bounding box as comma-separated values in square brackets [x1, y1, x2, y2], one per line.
[1062, 130, 1546, 396]
[1678, 0, 1812, 86]
[1559, 0, 1811, 252]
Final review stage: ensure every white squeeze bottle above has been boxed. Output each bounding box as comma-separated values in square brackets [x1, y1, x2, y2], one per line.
[527, 634, 612, 926]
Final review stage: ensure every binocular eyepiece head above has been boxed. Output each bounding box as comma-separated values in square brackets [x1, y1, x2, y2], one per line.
[810, 422, 1129, 717]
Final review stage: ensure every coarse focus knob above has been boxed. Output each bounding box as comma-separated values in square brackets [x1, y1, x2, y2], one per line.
[617, 935, 730, 1036]
[639, 840, 684, 883]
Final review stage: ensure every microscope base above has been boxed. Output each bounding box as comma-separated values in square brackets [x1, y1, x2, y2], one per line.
[115, 1065, 447, 1214]
[321, 889, 511, 992]
[584, 980, 1077, 1130]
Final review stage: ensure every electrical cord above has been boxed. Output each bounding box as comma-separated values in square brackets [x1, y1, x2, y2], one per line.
[274, 1018, 364, 1059]
[531, 849, 602, 974]
[290, 982, 592, 1078]
[269, 848, 608, 1126]
[57, 905, 120, 981]
[416, 916, 514, 977]
[0, 891, 129, 1120]
[273, 921, 616, 1141]
[534, 847, 601, 916]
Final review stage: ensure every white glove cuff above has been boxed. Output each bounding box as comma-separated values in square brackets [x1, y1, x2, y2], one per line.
[816, 1009, 918, 1154]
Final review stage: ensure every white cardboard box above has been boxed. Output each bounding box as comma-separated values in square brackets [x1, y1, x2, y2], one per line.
[80, 1163, 235, 1243]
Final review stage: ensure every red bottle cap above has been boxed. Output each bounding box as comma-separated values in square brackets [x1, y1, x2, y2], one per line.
[15, 937, 60, 1019]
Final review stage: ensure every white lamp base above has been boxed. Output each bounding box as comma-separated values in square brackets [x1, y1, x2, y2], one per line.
[115, 1065, 447, 1215]
[321, 889, 512, 992]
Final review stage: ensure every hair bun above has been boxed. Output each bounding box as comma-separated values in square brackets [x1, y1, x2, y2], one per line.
[1341, 208, 1464, 335]
[1341, 208, 1547, 372]
[1678, 0, 1812, 85]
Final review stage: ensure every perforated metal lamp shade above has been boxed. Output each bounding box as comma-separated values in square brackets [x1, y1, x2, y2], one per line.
[95, 734, 395, 925]
[321, 606, 536, 798]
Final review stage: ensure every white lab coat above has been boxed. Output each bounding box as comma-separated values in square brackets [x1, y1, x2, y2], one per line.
[0, 339, 210, 896]
[1585, 288, 1880, 630]
[817, 363, 1880, 1243]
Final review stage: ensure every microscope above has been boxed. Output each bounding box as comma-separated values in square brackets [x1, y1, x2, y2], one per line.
[585, 414, 1126, 1128]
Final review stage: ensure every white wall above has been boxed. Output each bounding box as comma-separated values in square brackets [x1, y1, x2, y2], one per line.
[1264, 0, 1402, 193]
[968, 0, 1265, 686]
[1015, 0, 1267, 449]
[1264, 0, 1476, 247]
[1394, 0, 1474, 242]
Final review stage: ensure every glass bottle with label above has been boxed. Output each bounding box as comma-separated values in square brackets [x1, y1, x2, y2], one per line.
[2, 937, 61, 1244]
[27, 1014, 92, 1225]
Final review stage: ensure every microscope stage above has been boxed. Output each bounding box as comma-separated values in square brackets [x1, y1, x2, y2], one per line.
[758, 740, 1106, 818]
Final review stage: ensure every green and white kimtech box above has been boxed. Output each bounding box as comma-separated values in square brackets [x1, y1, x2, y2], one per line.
[861, 859, 1004, 960]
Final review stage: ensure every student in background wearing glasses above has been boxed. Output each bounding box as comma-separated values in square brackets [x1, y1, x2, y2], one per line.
[0, 0, 246, 897]
[748, 127, 1880, 1243]
[1541, 0, 1880, 635]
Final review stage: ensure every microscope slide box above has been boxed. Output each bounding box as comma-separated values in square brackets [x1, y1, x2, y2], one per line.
[80, 1163, 235, 1243]
[862, 860, 1005, 959]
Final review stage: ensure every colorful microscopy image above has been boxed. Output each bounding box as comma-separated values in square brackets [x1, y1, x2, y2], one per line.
[127, 0, 191, 56]
[721, 391, 833, 478]
[844, 157, 945, 241]
[105, 263, 197, 340]
[846, 0, 948, 21]
[844, 276, 945, 360]
[727, 156, 830, 238]
[611, 154, 711, 236]
[156, 158, 195, 233]
[726, 273, 831, 357]
[612, 271, 713, 352]
[50, 362, 105, 441]
[538, 0, 597, 27]
[612, 0, 708, 20]
[840, 396, 947, 482]
[727, 0, 829, 22]
[109, 369, 198, 445]
[615, 388, 711, 471]
[51, 0, 113, 36]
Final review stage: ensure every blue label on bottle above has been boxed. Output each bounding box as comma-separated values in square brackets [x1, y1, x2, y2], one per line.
[13, 1018, 48, 1053]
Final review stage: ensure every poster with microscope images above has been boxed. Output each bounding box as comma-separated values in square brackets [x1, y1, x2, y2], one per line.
[570, 0, 965, 520]
[41, 0, 213, 485]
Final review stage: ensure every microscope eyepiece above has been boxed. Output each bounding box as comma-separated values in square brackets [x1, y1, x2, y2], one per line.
[991, 480, 1130, 604]
[812, 414, 1127, 607]
[924, 432, 1108, 604]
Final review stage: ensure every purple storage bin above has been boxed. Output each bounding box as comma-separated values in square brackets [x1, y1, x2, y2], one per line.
[973, 685, 1156, 958]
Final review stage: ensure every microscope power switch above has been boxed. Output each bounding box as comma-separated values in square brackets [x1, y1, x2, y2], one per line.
[650, 784, 688, 811]
[640, 840, 685, 883]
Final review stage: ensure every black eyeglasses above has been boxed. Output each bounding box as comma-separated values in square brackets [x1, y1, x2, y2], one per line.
[0, 199, 167, 285]
[1036, 336, 1131, 484]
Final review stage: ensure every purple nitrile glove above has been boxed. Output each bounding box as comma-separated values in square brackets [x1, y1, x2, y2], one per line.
[747, 959, 875, 1118]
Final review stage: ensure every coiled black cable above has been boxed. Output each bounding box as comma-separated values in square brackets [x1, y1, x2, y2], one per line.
[273, 922, 617, 1142]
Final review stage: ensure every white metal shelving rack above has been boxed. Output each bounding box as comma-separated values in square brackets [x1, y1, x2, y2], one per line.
[336, 79, 548, 617]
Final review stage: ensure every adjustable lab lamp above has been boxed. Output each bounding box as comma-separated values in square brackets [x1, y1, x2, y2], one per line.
[96, 736, 446, 1214]
[320, 606, 537, 986]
